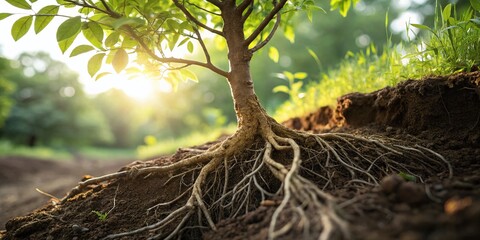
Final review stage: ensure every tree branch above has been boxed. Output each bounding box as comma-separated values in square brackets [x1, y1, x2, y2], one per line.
[244, 0, 288, 47]
[249, 12, 280, 53]
[125, 27, 228, 78]
[188, 2, 221, 16]
[206, 0, 223, 8]
[173, 0, 224, 37]
[237, 0, 253, 13]
[192, 26, 213, 64]
[241, 0, 254, 23]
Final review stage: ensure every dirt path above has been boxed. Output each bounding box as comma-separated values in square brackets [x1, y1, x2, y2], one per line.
[0, 156, 130, 229]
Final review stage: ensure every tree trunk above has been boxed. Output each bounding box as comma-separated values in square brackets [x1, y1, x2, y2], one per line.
[222, 4, 269, 135]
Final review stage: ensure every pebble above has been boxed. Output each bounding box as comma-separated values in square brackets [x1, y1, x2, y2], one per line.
[397, 182, 426, 204]
[380, 174, 404, 194]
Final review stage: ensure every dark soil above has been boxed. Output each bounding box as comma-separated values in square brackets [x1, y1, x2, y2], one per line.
[1, 71, 480, 240]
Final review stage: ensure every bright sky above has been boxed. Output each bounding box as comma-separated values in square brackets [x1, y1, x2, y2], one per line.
[0, 0, 173, 100]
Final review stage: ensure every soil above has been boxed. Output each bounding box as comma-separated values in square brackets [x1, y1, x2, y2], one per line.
[1, 71, 480, 240]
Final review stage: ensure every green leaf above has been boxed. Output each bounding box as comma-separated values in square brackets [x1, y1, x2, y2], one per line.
[0, 13, 13, 21]
[442, 4, 452, 23]
[82, 22, 104, 49]
[284, 25, 295, 43]
[88, 53, 105, 77]
[294, 72, 308, 79]
[268, 47, 279, 63]
[112, 48, 128, 73]
[398, 172, 416, 182]
[5, 0, 31, 10]
[187, 41, 194, 53]
[273, 85, 289, 94]
[95, 72, 111, 81]
[86, 21, 104, 43]
[283, 71, 294, 82]
[385, 11, 389, 29]
[471, 0, 480, 12]
[57, 16, 81, 42]
[307, 48, 321, 68]
[34, 5, 59, 34]
[168, 33, 180, 51]
[58, 32, 79, 53]
[121, 36, 137, 48]
[180, 69, 198, 82]
[410, 23, 432, 31]
[70, 45, 95, 57]
[112, 17, 144, 29]
[105, 32, 120, 47]
[11, 16, 33, 41]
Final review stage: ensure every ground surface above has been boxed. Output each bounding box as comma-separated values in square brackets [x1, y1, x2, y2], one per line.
[0, 157, 131, 230]
[1, 71, 479, 240]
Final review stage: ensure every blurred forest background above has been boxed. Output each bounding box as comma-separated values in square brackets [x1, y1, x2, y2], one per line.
[0, 0, 470, 160]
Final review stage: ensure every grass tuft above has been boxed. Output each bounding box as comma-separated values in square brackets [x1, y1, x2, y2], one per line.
[274, 3, 480, 121]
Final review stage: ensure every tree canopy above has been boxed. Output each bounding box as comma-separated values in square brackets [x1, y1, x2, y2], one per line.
[1, 0, 357, 85]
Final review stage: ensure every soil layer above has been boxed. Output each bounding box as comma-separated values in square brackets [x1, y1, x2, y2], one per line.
[2, 71, 480, 240]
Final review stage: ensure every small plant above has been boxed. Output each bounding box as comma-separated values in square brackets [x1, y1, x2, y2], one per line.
[273, 71, 309, 115]
[398, 172, 417, 182]
[92, 210, 109, 221]
[410, 3, 480, 73]
[91, 185, 119, 221]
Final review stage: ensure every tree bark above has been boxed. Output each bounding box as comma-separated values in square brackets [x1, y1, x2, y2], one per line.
[222, 2, 268, 133]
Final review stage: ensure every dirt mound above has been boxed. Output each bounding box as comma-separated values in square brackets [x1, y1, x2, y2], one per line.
[2, 72, 480, 240]
[0, 157, 130, 233]
[285, 71, 480, 134]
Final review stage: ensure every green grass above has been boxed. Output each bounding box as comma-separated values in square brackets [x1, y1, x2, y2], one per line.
[137, 124, 236, 159]
[274, 3, 480, 121]
[0, 140, 73, 161]
[78, 147, 137, 161]
[0, 140, 137, 161]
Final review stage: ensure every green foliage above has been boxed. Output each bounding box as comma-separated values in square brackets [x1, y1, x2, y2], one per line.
[0, 53, 113, 147]
[273, 71, 309, 116]
[0, 58, 16, 128]
[92, 211, 108, 221]
[34, 5, 59, 34]
[274, 43, 403, 121]
[0, 0, 350, 84]
[0, 140, 73, 160]
[398, 172, 417, 182]
[137, 124, 235, 158]
[275, 2, 480, 121]
[11, 16, 32, 41]
[330, 0, 359, 17]
[410, 3, 480, 72]
[5, 0, 31, 10]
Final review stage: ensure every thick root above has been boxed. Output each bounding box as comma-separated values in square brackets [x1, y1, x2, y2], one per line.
[60, 123, 451, 240]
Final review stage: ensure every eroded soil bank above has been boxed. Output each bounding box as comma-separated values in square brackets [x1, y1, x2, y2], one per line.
[1, 71, 480, 240]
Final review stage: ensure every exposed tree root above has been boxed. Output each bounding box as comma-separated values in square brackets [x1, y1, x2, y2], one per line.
[61, 122, 452, 240]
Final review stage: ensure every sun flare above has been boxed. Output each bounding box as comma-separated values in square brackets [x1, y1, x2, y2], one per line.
[83, 73, 173, 101]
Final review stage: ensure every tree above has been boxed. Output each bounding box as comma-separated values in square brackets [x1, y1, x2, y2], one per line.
[0, 0, 451, 239]
[0, 52, 113, 147]
[0, 57, 16, 128]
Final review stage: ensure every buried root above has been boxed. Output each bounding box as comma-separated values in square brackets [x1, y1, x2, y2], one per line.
[61, 128, 452, 240]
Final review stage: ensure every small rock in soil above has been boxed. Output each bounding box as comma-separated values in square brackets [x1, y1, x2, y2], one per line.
[397, 182, 426, 204]
[380, 174, 404, 194]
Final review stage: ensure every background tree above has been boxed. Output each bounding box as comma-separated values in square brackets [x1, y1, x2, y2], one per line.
[0, 0, 451, 239]
[0, 57, 16, 128]
[0, 52, 112, 147]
